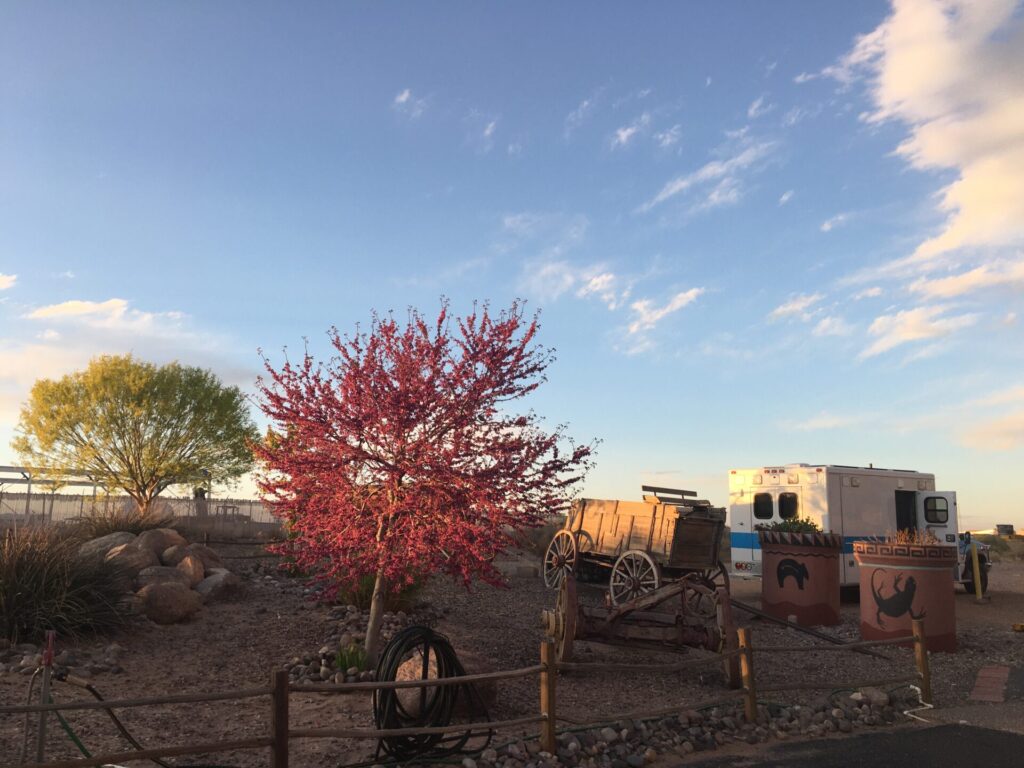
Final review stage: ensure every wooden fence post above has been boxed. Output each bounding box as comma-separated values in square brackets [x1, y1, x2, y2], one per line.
[270, 669, 289, 768]
[737, 628, 757, 723]
[911, 619, 932, 705]
[540, 640, 557, 754]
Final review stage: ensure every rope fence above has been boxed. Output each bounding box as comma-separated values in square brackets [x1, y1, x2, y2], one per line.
[0, 621, 931, 768]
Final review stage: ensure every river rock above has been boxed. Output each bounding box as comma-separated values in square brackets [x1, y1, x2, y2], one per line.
[177, 554, 205, 587]
[135, 528, 188, 556]
[137, 582, 202, 624]
[134, 565, 192, 591]
[161, 544, 190, 566]
[105, 543, 160, 576]
[195, 569, 241, 602]
[79, 532, 136, 561]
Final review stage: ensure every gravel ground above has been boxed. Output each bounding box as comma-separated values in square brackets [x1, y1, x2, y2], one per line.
[1, 545, 1020, 768]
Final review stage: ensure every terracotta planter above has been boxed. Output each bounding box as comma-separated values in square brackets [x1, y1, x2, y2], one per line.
[758, 531, 842, 626]
[853, 541, 957, 652]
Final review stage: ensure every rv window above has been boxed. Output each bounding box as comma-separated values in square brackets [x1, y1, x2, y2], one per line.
[754, 493, 773, 520]
[924, 497, 949, 524]
[779, 492, 799, 520]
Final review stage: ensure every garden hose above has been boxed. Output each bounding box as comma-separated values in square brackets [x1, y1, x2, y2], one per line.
[372, 625, 493, 762]
[50, 672, 240, 768]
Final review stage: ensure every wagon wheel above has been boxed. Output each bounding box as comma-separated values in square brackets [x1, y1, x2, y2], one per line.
[543, 530, 579, 588]
[554, 574, 578, 662]
[699, 560, 730, 594]
[683, 578, 720, 625]
[609, 550, 661, 605]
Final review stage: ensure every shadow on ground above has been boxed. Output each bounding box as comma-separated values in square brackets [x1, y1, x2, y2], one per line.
[677, 725, 1024, 768]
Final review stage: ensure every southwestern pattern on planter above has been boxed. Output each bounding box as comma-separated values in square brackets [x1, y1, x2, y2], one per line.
[853, 541, 957, 652]
[758, 531, 842, 626]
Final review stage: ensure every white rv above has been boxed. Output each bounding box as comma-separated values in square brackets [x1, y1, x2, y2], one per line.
[727, 463, 982, 589]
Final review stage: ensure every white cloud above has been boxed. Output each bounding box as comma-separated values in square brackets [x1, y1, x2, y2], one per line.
[790, 412, 860, 431]
[769, 293, 823, 321]
[747, 94, 774, 119]
[483, 120, 497, 138]
[507, 141, 523, 156]
[392, 88, 427, 118]
[639, 140, 776, 213]
[823, 0, 1024, 266]
[611, 112, 651, 148]
[575, 272, 630, 310]
[812, 316, 854, 336]
[972, 384, 1024, 407]
[860, 304, 978, 358]
[855, 286, 883, 300]
[654, 124, 682, 148]
[690, 177, 742, 213]
[820, 213, 849, 232]
[565, 88, 604, 138]
[36, 329, 60, 341]
[778, 190, 794, 206]
[909, 258, 1024, 299]
[781, 105, 820, 127]
[962, 410, 1024, 450]
[793, 72, 817, 84]
[627, 288, 704, 335]
[0, 274, 16, 290]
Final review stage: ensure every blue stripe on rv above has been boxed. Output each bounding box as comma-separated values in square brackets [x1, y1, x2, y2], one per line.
[730, 532, 875, 554]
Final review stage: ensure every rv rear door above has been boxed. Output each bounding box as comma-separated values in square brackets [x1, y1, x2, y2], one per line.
[916, 491, 958, 545]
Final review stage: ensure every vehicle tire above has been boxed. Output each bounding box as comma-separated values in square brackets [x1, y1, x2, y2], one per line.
[963, 559, 989, 595]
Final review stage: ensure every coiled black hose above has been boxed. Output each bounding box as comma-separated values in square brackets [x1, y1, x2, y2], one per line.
[372, 626, 492, 761]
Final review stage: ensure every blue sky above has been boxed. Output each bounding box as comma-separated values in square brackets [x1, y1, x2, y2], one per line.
[2, 1, 1023, 528]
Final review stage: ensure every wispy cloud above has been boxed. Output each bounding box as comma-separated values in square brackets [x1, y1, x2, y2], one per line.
[654, 124, 682, 148]
[392, 88, 427, 118]
[962, 410, 1024, 451]
[611, 112, 651, 148]
[564, 87, 604, 138]
[769, 293, 823, 321]
[638, 139, 776, 213]
[626, 288, 704, 336]
[820, 213, 849, 232]
[778, 190, 794, 206]
[910, 259, 1024, 299]
[812, 316, 854, 336]
[747, 94, 773, 119]
[790, 412, 861, 431]
[0, 274, 16, 291]
[25, 298, 187, 336]
[860, 304, 977, 359]
[855, 286, 883, 300]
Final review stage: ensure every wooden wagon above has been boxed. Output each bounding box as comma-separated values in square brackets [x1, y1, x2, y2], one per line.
[543, 486, 728, 604]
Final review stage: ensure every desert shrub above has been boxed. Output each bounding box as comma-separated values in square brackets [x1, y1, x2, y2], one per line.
[973, 534, 1012, 561]
[756, 517, 822, 533]
[880, 528, 940, 545]
[336, 573, 423, 612]
[0, 527, 129, 643]
[335, 641, 370, 672]
[71, 502, 176, 539]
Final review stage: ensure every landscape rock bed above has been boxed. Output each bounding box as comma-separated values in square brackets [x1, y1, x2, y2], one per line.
[2, 544, 1021, 768]
[470, 689, 916, 768]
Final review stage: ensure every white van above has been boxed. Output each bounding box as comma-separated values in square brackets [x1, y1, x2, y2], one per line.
[727, 463, 981, 589]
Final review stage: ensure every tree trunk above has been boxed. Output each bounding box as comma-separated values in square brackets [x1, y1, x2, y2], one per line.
[364, 568, 388, 666]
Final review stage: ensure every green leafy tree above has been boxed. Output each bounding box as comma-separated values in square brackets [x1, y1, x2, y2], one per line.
[14, 355, 257, 513]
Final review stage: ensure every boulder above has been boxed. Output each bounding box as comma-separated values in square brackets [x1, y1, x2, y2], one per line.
[78, 532, 136, 561]
[104, 543, 160, 576]
[176, 554, 205, 587]
[395, 648, 496, 718]
[135, 528, 188, 556]
[186, 543, 225, 571]
[137, 582, 202, 625]
[134, 565, 192, 591]
[161, 544, 190, 566]
[195, 570, 241, 602]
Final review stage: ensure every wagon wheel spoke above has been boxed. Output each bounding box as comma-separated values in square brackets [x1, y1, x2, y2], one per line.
[543, 530, 579, 589]
[609, 550, 661, 605]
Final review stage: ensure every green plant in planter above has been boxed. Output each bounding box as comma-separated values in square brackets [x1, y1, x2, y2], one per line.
[335, 641, 370, 672]
[757, 517, 822, 533]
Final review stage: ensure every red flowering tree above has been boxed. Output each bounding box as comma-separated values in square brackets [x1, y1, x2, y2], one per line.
[255, 301, 594, 661]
